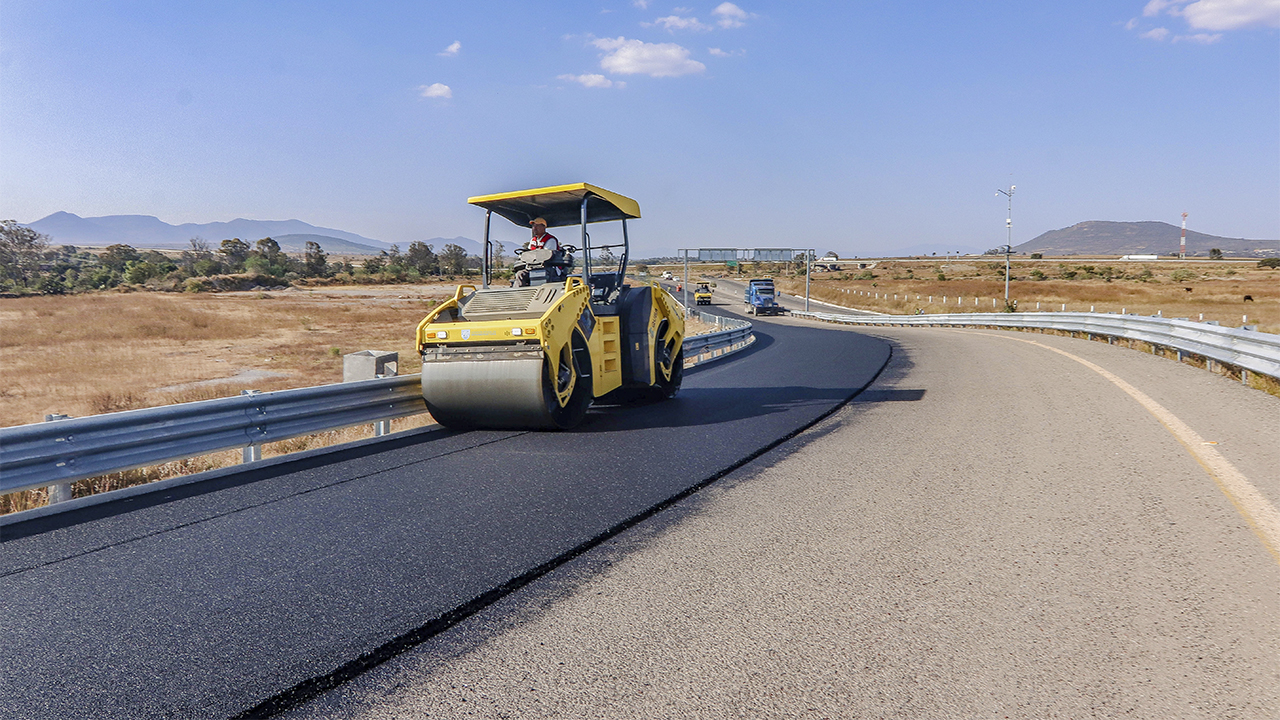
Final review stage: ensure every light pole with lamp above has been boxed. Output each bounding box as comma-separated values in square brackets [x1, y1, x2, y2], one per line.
[995, 185, 1015, 302]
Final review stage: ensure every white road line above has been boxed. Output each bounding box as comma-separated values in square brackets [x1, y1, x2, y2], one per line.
[982, 332, 1280, 565]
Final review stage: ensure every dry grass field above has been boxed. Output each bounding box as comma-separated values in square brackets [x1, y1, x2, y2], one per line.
[1, 282, 719, 513]
[0, 284, 456, 427]
[0, 285, 453, 513]
[697, 258, 1278, 333]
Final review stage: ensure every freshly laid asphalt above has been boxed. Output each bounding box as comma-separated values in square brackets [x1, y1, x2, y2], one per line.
[1, 299, 890, 718]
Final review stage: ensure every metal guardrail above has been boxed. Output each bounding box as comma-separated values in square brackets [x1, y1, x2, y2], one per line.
[1, 315, 756, 499]
[682, 310, 754, 364]
[793, 310, 1280, 380]
[0, 376, 427, 497]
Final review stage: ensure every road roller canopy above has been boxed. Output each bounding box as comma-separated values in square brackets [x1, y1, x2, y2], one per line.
[467, 183, 641, 229]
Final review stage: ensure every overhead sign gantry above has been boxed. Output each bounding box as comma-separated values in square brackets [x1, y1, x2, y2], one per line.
[676, 247, 816, 312]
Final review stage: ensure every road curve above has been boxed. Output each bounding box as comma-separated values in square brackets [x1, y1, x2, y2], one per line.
[283, 312, 1280, 719]
[1, 301, 890, 718]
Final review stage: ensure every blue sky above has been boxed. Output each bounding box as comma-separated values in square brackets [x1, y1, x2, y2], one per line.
[2, 0, 1277, 257]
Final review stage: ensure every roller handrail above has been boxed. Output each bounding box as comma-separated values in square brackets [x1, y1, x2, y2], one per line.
[793, 310, 1280, 380]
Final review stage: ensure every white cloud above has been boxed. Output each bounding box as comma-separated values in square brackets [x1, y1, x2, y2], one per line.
[649, 15, 712, 32]
[419, 83, 452, 99]
[558, 73, 624, 88]
[592, 37, 706, 77]
[438, 41, 461, 57]
[1140, 0, 1279, 29]
[712, 2, 751, 28]
[1128, 0, 1276, 42]
[1174, 31, 1225, 41]
[632, 0, 649, 8]
[708, 47, 745, 57]
[1182, 0, 1280, 30]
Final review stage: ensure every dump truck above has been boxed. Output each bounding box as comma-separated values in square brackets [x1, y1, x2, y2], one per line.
[744, 278, 783, 316]
[415, 183, 684, 430]
[694, 283, 712, 305]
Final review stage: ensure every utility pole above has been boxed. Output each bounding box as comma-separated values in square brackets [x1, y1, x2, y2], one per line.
[1180, 212, 1188, 259]
[996, 185, 1015, 301]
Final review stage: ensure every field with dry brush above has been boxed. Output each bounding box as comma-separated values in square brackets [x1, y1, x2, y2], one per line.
[0, 285, 459, 512]
[702, 258, 1277, 333]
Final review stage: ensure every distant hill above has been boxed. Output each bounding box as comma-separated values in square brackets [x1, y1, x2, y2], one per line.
[1014, 221, 1278, 257]
[22, 212, 483, 256]
[24, 212, 394, 252]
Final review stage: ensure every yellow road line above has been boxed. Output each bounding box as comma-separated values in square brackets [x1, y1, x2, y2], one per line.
[978, 332, 1280, 565]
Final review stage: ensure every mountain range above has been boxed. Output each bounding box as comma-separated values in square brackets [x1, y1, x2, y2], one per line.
[21, 213, 1276, 259]
[23, 212, 480, 256]
[1014, 221, 1277, 257]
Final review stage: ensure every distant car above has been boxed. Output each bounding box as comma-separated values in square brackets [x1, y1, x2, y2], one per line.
[661, 271, 673, 279]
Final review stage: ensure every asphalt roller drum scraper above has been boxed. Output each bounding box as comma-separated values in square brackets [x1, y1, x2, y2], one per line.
[417, 183, 684, 430]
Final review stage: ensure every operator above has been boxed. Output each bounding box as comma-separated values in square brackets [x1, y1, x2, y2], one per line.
[513, 217, 561, 287]
[527, 217, 559, 253]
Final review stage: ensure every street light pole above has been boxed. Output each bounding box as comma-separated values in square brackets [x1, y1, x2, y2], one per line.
[682, 249, 689, 313]
[996, 185, 1015, 302]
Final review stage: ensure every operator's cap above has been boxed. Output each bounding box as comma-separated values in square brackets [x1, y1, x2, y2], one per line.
[530, 217, 548, 226]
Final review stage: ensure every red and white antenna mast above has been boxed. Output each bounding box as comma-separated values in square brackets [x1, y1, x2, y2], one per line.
[1179, 212, 1188, 259]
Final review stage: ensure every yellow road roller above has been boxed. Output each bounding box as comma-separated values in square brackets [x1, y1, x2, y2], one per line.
[415, 183, 684, 430]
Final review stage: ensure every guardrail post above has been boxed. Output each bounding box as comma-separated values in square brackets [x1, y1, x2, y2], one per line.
[44, 414, 73, 503]
[345, 351, 399, 437]
[240, 390, 263, 463]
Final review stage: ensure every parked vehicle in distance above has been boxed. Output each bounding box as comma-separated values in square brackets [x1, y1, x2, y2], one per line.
[744, 278, 784, 316]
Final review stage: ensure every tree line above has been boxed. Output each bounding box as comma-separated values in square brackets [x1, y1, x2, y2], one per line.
[0, 220, 477, 294]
